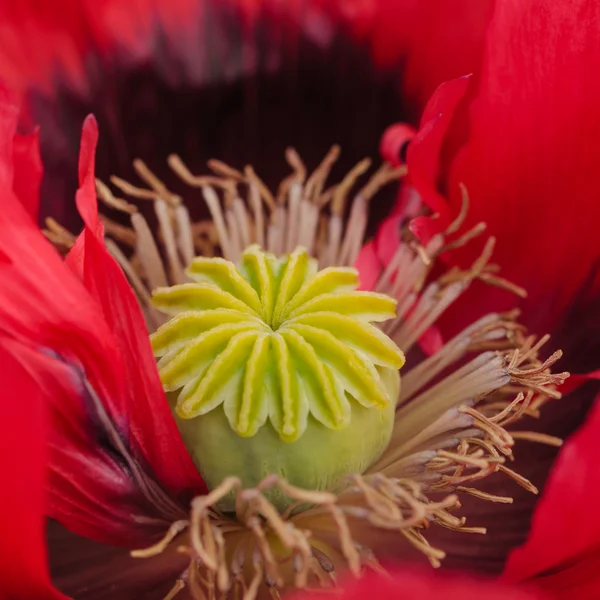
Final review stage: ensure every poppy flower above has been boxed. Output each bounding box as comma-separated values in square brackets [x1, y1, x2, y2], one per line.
[1, 1, 599, 600]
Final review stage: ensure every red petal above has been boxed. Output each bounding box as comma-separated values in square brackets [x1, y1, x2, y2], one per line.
[67, 116, 204, 497]
[12, 127, 43, 220]
[289, 567, 545, 600]
[0, 117, 201, 544]
[560, 369, 600, 396]
[355, 240, 381, 291]
[406, 75, 470, 226]
[0, 338, 66, 599]
[504, 392, 600, 582]
[0, 190, 150, 545]
[379, 123, 415, 166]
[0, 1, 91, 101]
[533, 548, 600, 600]
[446, 0, 600, 336]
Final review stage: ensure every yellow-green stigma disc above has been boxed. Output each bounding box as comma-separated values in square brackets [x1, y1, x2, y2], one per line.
[150, 246, 405, 509]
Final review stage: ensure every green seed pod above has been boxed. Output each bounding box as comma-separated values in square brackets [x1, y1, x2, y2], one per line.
[151, 246, 405, 509]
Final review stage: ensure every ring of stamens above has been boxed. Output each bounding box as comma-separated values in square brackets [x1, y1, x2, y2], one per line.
[45, 147, 569, 600]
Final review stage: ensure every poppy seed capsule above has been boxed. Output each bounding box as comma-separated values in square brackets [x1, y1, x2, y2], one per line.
[151, 246, 405, 510]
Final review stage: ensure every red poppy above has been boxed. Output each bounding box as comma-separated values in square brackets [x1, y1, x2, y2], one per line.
[1, 0, 599, 599]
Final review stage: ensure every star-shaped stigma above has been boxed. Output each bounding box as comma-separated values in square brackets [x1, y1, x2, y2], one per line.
[150, 246, 405, 443]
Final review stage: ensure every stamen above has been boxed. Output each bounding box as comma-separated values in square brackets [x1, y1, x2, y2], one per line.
[133, 473, 457, 599]
[201, 185, 235, 260]
[400, 314, 515, 401]
[131, 212, 169, 290]
[162, 579, 186, 600]
[304, 145, 340, 203]
[509, 431, 563, 447]
[444, 183, 470, 235]
[131, 520, 189, 558]
[133, 158, 181, 207]
[100, 216, 137, 246]
[456, 487, 513, 504]
[498, 464, 539, 494]
[284, 182, 302, 253]
[175, 205, 195, 268]
[244, 165, 276, 212]
[155, 198, 186, 283]
[43, 217, 76, 248]
[96, 178, 137, 214]
[440, 222, 487, 254]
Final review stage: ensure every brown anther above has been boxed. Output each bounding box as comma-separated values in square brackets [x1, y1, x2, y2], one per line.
[507, 344, 570, 398]
[162, 578, 186, 600]
[358, 163, 407, 203]
[459, 406, 514, 453]
[401, 529, 445, 568]
[208, 159, 245, 182]
[311, 547, 335, 573]
[509, 431, 563, 447]
[445, 183, 470, 235]
[456, 486, 513, 504]
[304, 145, 340, 204]
[276, 148, 307, 203]
[131, 520, 189, 558]
[441, 221, 487, 253]
[329, 158, 371, 214]
[498, 464, 539, 494]
[479, 272, 528, 298]
[244, 165, 276, 212]
[133, 158, 181, 206]
[96, 178, 138, 214]
[110, 175, 162, 201]
[43, 217, 76, 249]
[285, 147, 307, 183]
[100, 216, 137, 246]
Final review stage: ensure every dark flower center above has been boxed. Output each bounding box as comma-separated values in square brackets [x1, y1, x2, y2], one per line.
[26, 2, 407, 232]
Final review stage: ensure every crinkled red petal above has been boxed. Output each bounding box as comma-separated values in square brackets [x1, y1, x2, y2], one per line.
[289, 567, 546, 600]
[0, 186, 170, 546]
[0, 108, 203, 545]
[406, 75, 470, 231]
[66, 116, 205, 497]
[0, 338, 67, 599]
[355, 240, 381, 292]
[445, 0, 600, 336]
[8, 338, 154, 548]
[504, 392, 600, 583]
